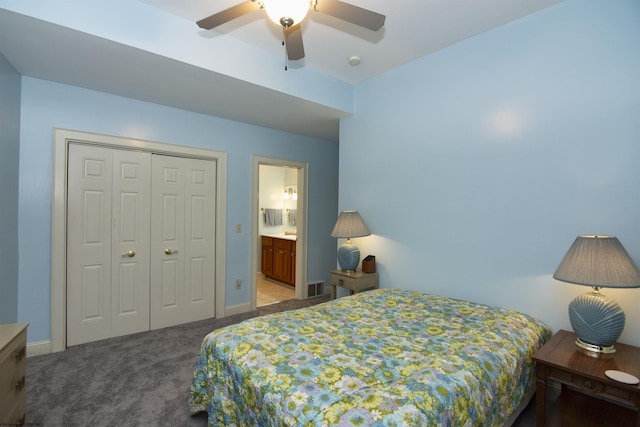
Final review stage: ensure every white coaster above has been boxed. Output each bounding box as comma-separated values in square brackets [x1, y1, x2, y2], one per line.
[605, 370, 640, 385]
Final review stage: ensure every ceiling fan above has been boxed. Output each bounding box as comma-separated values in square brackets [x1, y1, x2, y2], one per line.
[196, 0, 386, 61]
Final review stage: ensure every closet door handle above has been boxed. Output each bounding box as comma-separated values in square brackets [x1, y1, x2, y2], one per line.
[122, 250, 135, 258]
[165, 248, 178, 255]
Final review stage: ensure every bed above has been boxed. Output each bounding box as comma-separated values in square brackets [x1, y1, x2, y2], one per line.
[189, 289, 550, 426]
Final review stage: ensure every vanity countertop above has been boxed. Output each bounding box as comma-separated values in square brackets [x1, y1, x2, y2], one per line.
[262, 233, 297, 241]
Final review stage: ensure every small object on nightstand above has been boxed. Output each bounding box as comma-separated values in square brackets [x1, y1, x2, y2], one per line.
[362, 255, 376, 273]
[605, 370, 640, 385]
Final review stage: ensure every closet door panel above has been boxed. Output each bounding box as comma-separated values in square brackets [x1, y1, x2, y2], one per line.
[110, 150, 151, 337]
[150, 155, 185, 329]
[184, 159, 216, 322]
[161, 258, 179, 306]
[67, 145, 113, 346]
[150, 155, 216, 328]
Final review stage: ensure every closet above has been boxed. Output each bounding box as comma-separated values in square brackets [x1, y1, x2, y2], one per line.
[66, 144, 216, 346]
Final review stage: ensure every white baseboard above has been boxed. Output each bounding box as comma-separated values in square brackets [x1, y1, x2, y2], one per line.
[224, 302, 251, 317]
[27, 340, 52, 357]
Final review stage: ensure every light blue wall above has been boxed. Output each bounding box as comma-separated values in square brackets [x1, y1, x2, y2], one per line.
[340, 0, 640, 345]
[0, 53, 20, 324]
[17, 77, 338, 343]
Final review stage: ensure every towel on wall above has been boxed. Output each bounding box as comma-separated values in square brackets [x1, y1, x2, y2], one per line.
[264, 209, 283, 226]
[288, 209, 297, 226]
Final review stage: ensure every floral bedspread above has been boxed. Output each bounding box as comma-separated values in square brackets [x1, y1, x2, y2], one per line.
[189, 289, 550, 426]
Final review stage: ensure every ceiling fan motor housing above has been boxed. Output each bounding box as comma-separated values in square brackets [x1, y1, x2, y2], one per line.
[280, 17, 295, 28]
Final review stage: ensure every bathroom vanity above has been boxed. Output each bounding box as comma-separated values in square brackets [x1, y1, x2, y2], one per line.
[261, 235, 296, 286]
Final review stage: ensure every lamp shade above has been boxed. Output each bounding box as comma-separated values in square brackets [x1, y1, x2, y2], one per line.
[331, 210, 370, 239]
[553, 235, 640, 352]
[553, 235, 640, 289]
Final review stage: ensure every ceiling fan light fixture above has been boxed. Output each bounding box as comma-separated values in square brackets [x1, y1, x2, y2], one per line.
[262, 0, 310, 27]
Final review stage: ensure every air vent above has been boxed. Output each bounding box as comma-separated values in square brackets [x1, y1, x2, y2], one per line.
[307, 281, 325, 298]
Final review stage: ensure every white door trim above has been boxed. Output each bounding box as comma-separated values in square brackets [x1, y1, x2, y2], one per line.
[51, 128, 227, 352]
[251, 156, 308, 309]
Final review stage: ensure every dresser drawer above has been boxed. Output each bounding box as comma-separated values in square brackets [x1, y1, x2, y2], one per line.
[261, 236, 273, 247]
[548, 366, 637, 408]
[0, 354, 26, 416]
[330, 271, 378, 291]
[0, 324, 28, 425]
[330, 273, 357, 288]
[2, 386, 26, 425]
[0, 328, 27, 382]
[549, 367, 605, 393]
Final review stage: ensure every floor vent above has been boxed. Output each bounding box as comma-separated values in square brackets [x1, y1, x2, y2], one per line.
[307, 281, 325, 298]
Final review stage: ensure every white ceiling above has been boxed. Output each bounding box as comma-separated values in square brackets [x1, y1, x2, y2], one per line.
[143, 0, 563, 84]
[0, 0, 563, 141]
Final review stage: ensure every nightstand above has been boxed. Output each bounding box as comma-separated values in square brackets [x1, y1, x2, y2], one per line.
[329, 270, 378, 300]
[533, 330, 640, 427]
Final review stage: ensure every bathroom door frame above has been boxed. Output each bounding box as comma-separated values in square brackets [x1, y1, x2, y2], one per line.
[251, 156, 308, 308]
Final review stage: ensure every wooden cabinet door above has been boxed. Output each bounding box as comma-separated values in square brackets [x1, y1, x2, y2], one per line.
[290, 243, 296, 284]
[262, 245, 273, 276]
[273, 247, 286, 282]
[282, 248, 293, 284]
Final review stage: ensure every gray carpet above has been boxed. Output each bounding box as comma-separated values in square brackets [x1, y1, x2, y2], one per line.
[26, 296, 330, 427]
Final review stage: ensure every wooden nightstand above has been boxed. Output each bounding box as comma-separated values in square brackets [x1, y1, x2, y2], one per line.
[329, 270, 378, 300]
[533, 330, 640, 427]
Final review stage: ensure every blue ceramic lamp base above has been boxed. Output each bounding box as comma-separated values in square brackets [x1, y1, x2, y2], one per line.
[569, 288, 625, 354]
[337, 239, 360, 272]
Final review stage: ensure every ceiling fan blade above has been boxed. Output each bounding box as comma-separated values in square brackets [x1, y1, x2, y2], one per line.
[196, 1, 262, 30]
[284, 24, 305, 60]
[315, 0, 385, 31]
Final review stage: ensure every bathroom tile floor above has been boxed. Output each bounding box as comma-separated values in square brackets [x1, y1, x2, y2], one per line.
[257, 275, 295, 306]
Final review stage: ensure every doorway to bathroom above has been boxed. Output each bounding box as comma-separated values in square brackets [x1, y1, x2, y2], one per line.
[251, 156, 308, 309]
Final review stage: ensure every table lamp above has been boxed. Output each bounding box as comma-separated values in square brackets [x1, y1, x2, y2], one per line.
[331, 210, 370, 271]
[553, 235, 640, 353]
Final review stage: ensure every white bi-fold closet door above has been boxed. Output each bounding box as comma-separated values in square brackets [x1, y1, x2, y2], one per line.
[66, 144, 216, 346]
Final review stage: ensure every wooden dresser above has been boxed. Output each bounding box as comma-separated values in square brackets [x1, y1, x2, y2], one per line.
[0, 323, 28, 426]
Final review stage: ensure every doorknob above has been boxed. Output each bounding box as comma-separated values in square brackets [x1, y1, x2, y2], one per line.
[165, 248, 178, 255]
[122, 250, 135, 258]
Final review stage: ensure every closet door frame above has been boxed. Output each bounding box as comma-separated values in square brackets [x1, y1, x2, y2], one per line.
[51, 129, 227, 353]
